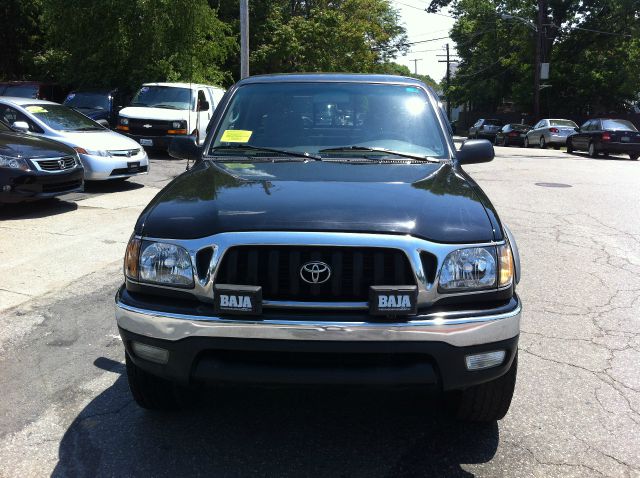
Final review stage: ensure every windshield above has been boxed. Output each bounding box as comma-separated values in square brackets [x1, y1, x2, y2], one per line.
[23, 104, 103, 131]
[210, 82, 447, 159]
[130, 86, 194, 110]
[550, 119, 577, 127]
[3, 84, 39, 99]
[602, 119, 637, 131]
[64, 92, 110, 110]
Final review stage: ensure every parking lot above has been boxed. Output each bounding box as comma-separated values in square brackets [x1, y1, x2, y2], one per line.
[1, 145, 639, 477]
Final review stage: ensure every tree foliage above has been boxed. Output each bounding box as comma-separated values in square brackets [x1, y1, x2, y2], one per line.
[429, 0, 640, 115]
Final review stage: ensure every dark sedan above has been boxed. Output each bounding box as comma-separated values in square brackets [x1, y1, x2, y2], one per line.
[468, 118, 503, 140]
[494, 123, 531, 147]
[567, 119, 640, 160]
[0, 121, 84, 203]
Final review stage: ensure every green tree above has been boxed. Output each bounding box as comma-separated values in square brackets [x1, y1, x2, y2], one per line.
[0, 0, 44, 80]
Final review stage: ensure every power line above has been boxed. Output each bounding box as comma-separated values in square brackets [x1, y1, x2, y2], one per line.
[407, 36, 450, 45]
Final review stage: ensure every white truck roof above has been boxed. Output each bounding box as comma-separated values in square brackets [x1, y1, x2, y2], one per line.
[142, 82, 224, 91]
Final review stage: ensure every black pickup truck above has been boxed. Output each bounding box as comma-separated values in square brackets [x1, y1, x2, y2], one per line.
[116, 74, 522, 422]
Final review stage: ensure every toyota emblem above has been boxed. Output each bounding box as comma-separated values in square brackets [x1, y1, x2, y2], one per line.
[300, 261, 331, 284]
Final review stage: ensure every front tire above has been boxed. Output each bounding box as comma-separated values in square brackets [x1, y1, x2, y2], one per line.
[566, 138, 574, 153]
[126, 353, 188, 411]
[453, 353, 518, 422]
[588, 141, 598, 157]
[523, 136, 529, 148]
[539, 136, 547, 149]
[630, 153, 639, 160]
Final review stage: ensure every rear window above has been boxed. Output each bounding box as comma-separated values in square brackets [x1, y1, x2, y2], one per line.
[3, 84, 39, 99]
[601, 119, 637, 131]
[549, 119, 577, 128]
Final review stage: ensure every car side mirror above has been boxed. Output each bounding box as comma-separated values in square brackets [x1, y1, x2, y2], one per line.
[168, 136, 201, 161]
[12, 121, 30, 133]
[457, 139, 494, 165]
[198, 100, 210, 112]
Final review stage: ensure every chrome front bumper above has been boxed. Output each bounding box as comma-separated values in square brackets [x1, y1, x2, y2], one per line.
[79, 152, 150, 180]
[115, 294, 521, 348]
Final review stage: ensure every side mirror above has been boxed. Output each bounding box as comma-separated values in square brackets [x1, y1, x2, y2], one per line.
[168, 136, 201, 161]
[198, 100, 210, 112]
[457, 139, 494, 165]
[12, 121, 30, 133]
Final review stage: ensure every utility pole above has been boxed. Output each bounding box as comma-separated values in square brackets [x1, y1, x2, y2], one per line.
[533, 0, 545, 120]
[437, 44, 459, 121]
[410, 59, 422, 75]
[240, 0, 249, 79]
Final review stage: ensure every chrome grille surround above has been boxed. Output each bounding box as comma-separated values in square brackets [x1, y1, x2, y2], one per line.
[107, 148, 142, 158]
[34, 156, 78, 172]
[127, 231, 510, 310]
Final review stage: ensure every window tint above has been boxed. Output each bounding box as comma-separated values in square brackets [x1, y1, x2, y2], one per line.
[197, 90, 207, 110]
[211, 82, 447, 158]
[0, 105, 43, 132]
[3, 84, 39, 99]
[64, 92, 110, 111]
[549, 119, 577, 128]
[581, 120, 592, 131]
[131, 86, 194, 110]
[602, 119, 637, 131]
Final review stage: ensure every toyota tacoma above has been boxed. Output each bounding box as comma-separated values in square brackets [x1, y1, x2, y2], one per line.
[116, 74, 522, 422]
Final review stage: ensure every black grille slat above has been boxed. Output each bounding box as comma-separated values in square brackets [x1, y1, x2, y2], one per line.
[216, 246, 415, 302]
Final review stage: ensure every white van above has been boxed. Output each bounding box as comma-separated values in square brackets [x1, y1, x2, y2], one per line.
[117, 82, 225, 149]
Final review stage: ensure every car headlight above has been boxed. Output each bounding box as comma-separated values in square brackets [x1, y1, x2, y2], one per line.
[124, 237, 194, 287]
[439, 244, 514, 292]
[0, 154, 30, 171]
[120, 117, 129, 125]
[74, 147, 109, 157]
[172, 120, 186, 129]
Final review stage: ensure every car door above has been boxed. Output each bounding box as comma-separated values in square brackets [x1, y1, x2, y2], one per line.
[589, 120, 603, 148]
[470, 119, 481, 137]
[574, 120, 592, 150]
[528, 120, 541, 141]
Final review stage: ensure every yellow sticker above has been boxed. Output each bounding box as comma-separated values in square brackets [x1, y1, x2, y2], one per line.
[224, 163, 255, 169]
[220, 129, 252, 142]
[25, 106, 48, 113]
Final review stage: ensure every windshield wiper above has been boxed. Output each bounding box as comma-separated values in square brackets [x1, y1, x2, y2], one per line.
[153, 104, 182, 110]
[210, 144, 322, 161]
[130, 102, 147, 107]
[318, 146, 440, 162]
[73, 126, 103, 131]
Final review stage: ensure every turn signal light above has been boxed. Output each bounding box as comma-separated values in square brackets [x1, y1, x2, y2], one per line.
[74, 147, 88, 154]
[124, 235, 142, 280]
[116, 125, 130, 131]
[167, 129, 188, 135]
[601, 132, 611, 142]
[498, 244, 514, 287]
[549, 127, 559, 133]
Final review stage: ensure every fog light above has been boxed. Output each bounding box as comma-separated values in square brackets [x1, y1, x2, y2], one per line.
[465, 350, 505, 371]
[132, 341, 169, 364]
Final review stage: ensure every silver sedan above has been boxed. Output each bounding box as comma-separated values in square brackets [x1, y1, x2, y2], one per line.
[524, 118, 578, 149]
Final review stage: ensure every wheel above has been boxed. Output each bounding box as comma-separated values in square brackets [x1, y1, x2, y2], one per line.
[566, 138, 573, 153]
[630, 153, 639, 160]
[453, 353, 518, 422]
[503, 137, 510, 147]
[523, 136, 529, 148]
[588, 141, 598, 157]
[493, 136, 498, 146]
[125, 353, 190, 410]
[539, 136, 547, 149]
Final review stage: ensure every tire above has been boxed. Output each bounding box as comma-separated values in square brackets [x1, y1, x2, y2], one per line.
[453, 353, 518, 423]
[566, 138, 573, 153]
[539, 136, 547, 149]
[126, 353, 188, 411]
[630, 153, 639, 160]
[523, 136, 529, 148]
[504, 137, 510, 147]
[588, 141, 598, 157]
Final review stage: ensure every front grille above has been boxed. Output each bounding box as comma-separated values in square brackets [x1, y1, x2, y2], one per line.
[42, 179, 82, 193]
[128, 119, 171, 136]
[108, 148, 141, 158]
[215, 246, 416, 302]
[36, 156, 76, 171]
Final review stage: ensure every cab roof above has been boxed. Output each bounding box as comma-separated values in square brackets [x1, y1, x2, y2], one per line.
[141, 82, 224, 90]
[237, 73, 427, 87]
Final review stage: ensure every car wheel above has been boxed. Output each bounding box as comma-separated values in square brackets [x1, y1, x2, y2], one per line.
[588, 142, 598, 157]
[452, 352, 518, 422]
[523, 137, 529, 148]
[630, 153, 639, 160]
[566, 138, 573, 153]
[539, 136, 547, 149]
[504, 137, 509, 147]
[125, 353, 192, 411]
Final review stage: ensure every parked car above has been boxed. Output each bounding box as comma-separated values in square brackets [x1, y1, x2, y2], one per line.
[117, 82, 225, 149]
[468, 118, 503, 140]
[63, 88, 128, 128]
[0, 97, 149, 180]
[0, 81, 68, 103]
[524, 118, 577, 149]
[0, 120, 83, 203]
[567, 118, 640, 160]
[116, 73, 522, 423]
[494, 123, 532, 147]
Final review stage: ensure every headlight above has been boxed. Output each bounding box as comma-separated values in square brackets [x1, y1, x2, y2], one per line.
[0, 155, 29, 170]
[120, 117, 129, 125]
[133, 240, 194, 287]
[439, 247, 497, 291]
[172, 120, 186, 129]
[74, 147, 108, 156]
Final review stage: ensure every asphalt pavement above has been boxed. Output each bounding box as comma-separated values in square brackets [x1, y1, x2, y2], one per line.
[0, 145, 639, 477]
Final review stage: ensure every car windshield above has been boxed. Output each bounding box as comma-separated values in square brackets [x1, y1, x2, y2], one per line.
[64, 92, 110, 111]
[23, 104, 103, 131]
[210, 82, 447, 160]
[602, 119, 637, 131]
[550, 119, 577, 127]
[130, 86, 194, 110]
[3, 84, 39, 99]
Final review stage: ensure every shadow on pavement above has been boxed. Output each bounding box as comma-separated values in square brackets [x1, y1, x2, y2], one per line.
[565, 151, 636, 161]
[52, 358, 499, 477]
[0, 198, 78, 220]
[83, 180, 145, 194]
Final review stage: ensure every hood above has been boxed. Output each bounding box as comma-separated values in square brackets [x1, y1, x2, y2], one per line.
[50, 130, 141, 150]
[0, 131, 76, 158]
[137, 160, 497, 244]
[119, 106, 191, 122]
